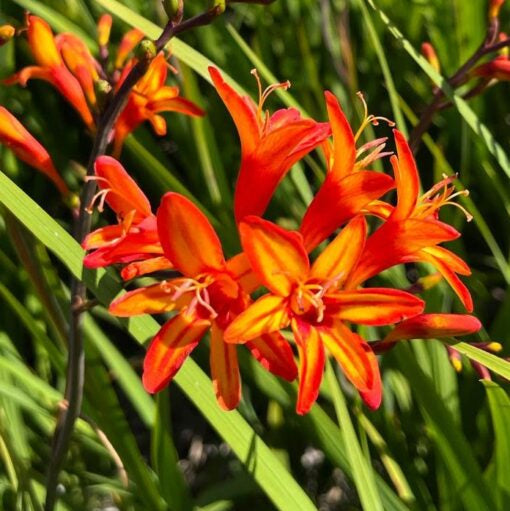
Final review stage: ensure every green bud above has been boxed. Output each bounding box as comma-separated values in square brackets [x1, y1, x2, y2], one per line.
[136, 39, 157, 61]
[211, 0, 227, 14]
[94, 79, 112, 111]
[162, 0, 183, 22]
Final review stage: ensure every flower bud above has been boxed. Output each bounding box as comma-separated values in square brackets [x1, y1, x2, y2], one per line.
[0, 24, 15, 46]
[136, 39, 157, 61]
[489, 0, 505, 18]
[162, 0, 183, 22]
[94, 79, 112, 111]
[421, 42, 440, 73]
[211, 0, 227, 14]
[97, 14, 112, 47]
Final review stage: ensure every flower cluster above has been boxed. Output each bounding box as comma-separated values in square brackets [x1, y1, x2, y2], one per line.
[86, 66, 481, 414]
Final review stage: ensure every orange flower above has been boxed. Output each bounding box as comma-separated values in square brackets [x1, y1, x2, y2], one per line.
[109, 193, 297, 409]
[346, 130, 474, 311]
[82, 156, 171, 278]
[113, 53, 205, 155]
[115, 28, 144, 69]
[299, 92, 395, 251]
[6, 16, 94, 129]
[224, 216, 424, 414]
[97, 14, 113, 48]
[0, 106, 68, 195]
[209, 67, 331, 223]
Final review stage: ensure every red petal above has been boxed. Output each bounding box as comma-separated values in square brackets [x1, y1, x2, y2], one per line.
[143, 312, 210, 393]
[120, 256, 173, 280]
[157, 192, 225, 277]
[239, 216, 309, 296]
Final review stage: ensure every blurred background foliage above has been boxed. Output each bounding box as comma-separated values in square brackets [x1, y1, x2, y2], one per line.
[0, 0, 509, 510]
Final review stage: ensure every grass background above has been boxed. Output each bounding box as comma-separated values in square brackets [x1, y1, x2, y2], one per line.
[0, 0, 509, 509]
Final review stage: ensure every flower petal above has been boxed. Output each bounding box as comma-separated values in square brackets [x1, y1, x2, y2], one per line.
[95, 156, 152, 220]
[319, 321, 378, 395]
[324, 289, 424, 326]
[383, 313, 482, 343]
[120, 256, 173, 280]
[115, 29, 144, 69]
[157, 192, 225, 277]
[421, 246, 471, 276]
[291, 318, 325, 415]
[358, 348, 382, 410]
[246, 332, 298, 381]
[324, 91, 356, 179]
[226, 252, 260, 294]
[239, 216, 309, 296]
[143, 311, 210, 393]
[210, 323, 241, 411]
[391, 130, 420, 221]
[82, 224, 125, 250]
[109, 279, 190, 316]
[311, 216, 366, 284]
[300, 171, 395, 251]
[209, 66, 259, 156]
[223, 294, 290, 343]
[27, 16, 62, 68]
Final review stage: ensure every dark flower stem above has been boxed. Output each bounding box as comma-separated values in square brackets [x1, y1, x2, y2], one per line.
[44, 7, 226, 511]
[408, 17, 508, 153]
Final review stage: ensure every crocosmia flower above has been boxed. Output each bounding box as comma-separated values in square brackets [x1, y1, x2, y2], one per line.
[224, 215, 425, 414]
[109, 193, 297, 410]
[346, 130, 474, 311]
[299, 91, 395, 251]
[113, 53, 204, 155]
[0, 106, 68, 195]
[209, 67, 331, 223]
[82, 156, 171, 279]
[6, 16, 94, 129]
[114, 28, 144, 70]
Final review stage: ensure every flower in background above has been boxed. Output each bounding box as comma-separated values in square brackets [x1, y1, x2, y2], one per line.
[113, 53, 205, 155]
[109, 193, 297, 410]
[6, 15, 94, 129]
[346, 130, 474, 311]
[224, 216, 424, 414]
[0, 106, 68, 195]
[0, 24, 15, 46]
[299, 91, 395, 251]
[114, 28, 144, 70]
[209, 67, 331, 223]
[82, 156, 171, 279]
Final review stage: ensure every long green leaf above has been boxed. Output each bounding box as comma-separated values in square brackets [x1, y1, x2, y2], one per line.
[454, 342, 510, 380]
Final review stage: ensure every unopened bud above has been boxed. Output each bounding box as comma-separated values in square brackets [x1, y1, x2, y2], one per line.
[498, 32, 509, 58]
[421, 42, 441, 73]
[489, 0, 505, 18]
[136, 39, 157, 61]
[94, 79, 112, 110]
[97, 14, 112, 47]
[163, 0, 184, 22]
[0, 24, 15, 46]
[211, 0, 227, 14]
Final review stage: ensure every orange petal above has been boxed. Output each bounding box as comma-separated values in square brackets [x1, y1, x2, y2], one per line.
[109, 279, 190, 316]
[391, 130, 420, 221]
[0, 106, 68, 195]
[300, 171, 395, 251]
[319, 320, 378, 394]
[157, 192, 225, 277]
[292, 318, 325, 415]
[311, 216, 366, 285]
[82, 224, 125, 250]
[143, 311, 210, 393]
[151, 93, 205, 117]
[383, 313, 482, 343]
[226, 252, 260, 294]
[210, 323, 241, 411]
[97, 14, 112, 47]
[136, 53, 168, 96]
[120, 256, 173, 280]
[246, 332, 298, 381]
[95, 156, 152, 220]
[324, 91, 356, 179]
[358, 351, 382, 410]
[115, 29, 144, 69]
[209, 66, 259, 156]
[324, 289, 424, 325]
[27, 16, 62, 68]
[346, 217, 460, 288]
[223, 294, 289, 343]
[239, 216, 309, 296]
[420, 246, 471, 275]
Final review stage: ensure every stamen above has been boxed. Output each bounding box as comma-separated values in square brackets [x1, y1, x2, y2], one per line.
[195, 287, 218, 319]
[354, 92, 395, 142]
[85, 188, 111, 214]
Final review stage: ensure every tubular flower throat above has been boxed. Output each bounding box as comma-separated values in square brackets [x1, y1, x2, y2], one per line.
[209, 67, 331, 223]
[224, 215, 425, 414]
[347, 129, 474, 312]
[108, 193, 297, 410]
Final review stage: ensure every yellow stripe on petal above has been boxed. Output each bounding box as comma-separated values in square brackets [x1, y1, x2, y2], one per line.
[311, 216, 366, 284]
[210, 323, 241, 411]
[223, 294, 289, 343]
[27, 16, 62, 68]
[157, 192, 225, 277]
[240, 216, 309, 296]
[143, 312, 210, 393]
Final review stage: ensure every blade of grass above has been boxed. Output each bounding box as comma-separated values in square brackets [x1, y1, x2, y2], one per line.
[325, 360, 383, 511]
[453, 342, 510, 379]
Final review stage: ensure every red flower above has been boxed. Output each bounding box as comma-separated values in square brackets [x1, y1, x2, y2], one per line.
[109, 193, 297, 409]
[224, 216, 424, 414]
[209, 67, 331, 223]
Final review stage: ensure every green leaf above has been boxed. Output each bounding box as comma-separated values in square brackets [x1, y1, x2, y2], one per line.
[482, 380, 510, 510]
[454, 343, 510, 381]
